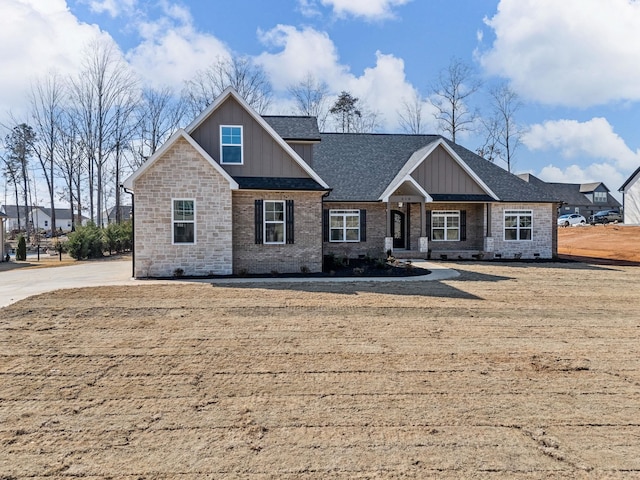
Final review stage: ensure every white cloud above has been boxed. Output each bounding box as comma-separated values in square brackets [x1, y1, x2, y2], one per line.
[125, 4, 231, 90]
[0, 0, 109, 119]
[303, 0, 411, 20]
[256, 25, 427, 131]
[523, 117, 640, 171]
[480, 0, 640, 106]
[81, 0, 137, 17]
[256, 25, 347, 89]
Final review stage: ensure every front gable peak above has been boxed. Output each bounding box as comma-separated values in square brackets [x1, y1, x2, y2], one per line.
[186, 87, 329, 189]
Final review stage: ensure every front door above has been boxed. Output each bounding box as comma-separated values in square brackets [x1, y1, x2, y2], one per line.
[391, 210, 405, 249]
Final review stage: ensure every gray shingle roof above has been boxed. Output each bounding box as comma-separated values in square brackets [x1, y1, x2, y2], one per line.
[262, 116, 321, 141]
[311, 134, 559, 203]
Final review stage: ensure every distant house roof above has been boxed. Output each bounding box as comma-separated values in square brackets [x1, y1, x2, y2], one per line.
[37, 207, 88, 220]
[262, 116, 321, 141]
[312, 134, 558, 203]
[107, 205, 132, 221]
[1, 205, 43, 218]
[517, 174, 622, 208]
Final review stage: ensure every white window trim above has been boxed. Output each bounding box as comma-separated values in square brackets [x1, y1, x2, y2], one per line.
[220, 125, 243, 165]
[503, 209, 533, 242]
[172, 198, 196, 245]
[264, 200, 285, 245]
[329, 209, 360, 243]
[431, 210, 460, 242]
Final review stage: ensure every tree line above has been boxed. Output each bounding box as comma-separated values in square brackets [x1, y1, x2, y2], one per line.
[1, 39, 522, 240]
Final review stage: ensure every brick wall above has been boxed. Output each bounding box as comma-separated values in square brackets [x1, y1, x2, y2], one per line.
[133, 138, 233, 277]
[233, 191, 324, 274]
[489, 203, 555, 259]
[323, 202, 387, 260]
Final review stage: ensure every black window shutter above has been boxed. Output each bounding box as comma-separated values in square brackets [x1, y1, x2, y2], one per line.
[360, 209, 367, 242]
[460, 210, 467, 241]
[323, 209, 329, 242]
[426, 210, 432, 240]
[286, 200, 294, 244]
[255, 199, 263, 244]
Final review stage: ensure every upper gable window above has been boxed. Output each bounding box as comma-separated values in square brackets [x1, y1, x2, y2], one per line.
[594, 191, 607, 203]
[220, 126, 243, 164]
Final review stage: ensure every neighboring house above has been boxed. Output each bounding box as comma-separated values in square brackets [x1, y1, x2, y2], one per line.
[1, 205, 40, 233]
[1, 205, 88, 233]
[103, 205, 133, 226]
[518, 174, 621, 218]
[123, 87, 560, 278]
[30, 207, 88, 232]
[619, 166, 640, 225]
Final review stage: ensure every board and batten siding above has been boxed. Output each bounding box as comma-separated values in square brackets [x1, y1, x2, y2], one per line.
[190, 96, 310, 178]
[411, 145, 486, 195]
[623, 173, 640, 225]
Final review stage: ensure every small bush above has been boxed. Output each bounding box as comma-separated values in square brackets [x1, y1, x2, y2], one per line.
[300, 265, 310, 274]
[173, 268, 184, 277]
[16, 235, 27, 261]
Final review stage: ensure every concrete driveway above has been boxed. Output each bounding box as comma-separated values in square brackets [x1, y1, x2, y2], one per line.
[0, 260, 458, 308]
[0, 260, 136, 308]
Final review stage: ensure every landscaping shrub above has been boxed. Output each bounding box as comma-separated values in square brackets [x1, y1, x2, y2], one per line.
[16, 235, 27, 261]
[66, 222, 104, 260]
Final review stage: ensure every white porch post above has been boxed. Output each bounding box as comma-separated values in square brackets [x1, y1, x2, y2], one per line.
[384, 201, 393, 254]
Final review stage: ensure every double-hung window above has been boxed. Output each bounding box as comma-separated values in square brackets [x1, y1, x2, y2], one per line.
[220, 126, 243, 164]
[431, 210, 460, 241]
[329, 209, 360, 242]
[173, 199, 195, 244]
[264, 201, 285, 244]
[504, 210, 532, 241]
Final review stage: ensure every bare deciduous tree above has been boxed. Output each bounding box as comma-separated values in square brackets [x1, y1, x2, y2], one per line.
[55, 111, 83, 231]
[69, 38, 139, 226]
[183, 56, 272, 118]
[397, 90, 426, 134]
[430, 58, 481, 143]
[483, 83, 524, 173]
[134, 87, 185, 167]
[30, 72, 65, 237]
[287, 73, 330, 131]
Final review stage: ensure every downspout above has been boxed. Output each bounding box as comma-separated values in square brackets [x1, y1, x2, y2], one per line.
[122, 185, 134, 278]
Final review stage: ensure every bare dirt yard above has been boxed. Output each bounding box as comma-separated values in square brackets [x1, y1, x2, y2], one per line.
[2, 256, 640, 478]
[558, 224, 640, 264]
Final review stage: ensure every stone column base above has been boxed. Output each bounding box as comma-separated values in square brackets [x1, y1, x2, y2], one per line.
[384, 237, 393, 255]
[419, 237, 429, 253]
[484, 236, 494, 252]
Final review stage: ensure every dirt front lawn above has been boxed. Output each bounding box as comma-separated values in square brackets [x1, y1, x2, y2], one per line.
[558, 224, 640, 263]
[2, 261, 640, 478]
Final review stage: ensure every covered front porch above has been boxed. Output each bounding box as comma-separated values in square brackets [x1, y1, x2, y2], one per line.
[383, 182, 494, 260]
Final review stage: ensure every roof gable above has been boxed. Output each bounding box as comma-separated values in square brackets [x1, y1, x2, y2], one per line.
[620, 165, 640, 192]
[185, 88, 328, 189]
[123, 129, 239, 190]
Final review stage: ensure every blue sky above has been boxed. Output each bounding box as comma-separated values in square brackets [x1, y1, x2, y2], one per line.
[3, 0, 640, 201]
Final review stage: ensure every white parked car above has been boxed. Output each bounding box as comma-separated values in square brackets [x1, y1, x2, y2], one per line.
[557, 213, 586, 227]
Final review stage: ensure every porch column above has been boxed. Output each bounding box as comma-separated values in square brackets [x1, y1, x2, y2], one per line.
[419, 200, 428, 253]
[483, 203, 494, 253]
[385, 202, 393, 254]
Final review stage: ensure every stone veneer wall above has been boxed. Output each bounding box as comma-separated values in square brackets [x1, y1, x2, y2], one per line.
[489, 203, 555, 259]
[323, 202, 387, 260]
[133, 138, 233, 277]
[232, 191, 324, 274]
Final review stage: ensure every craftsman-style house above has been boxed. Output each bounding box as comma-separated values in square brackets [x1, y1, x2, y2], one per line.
[123, 87, 559, 277]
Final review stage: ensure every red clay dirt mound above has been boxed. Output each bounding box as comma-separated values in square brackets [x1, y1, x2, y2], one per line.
[558, 224, 640, 265]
